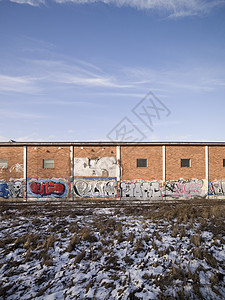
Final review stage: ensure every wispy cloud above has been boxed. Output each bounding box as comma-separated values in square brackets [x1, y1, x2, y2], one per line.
[0, 75, 40, 94]
[9, 0, 225, 17]
[10, 0, 45, 6]
[121, 66, 225, 92]
[24, 58, 133, 88]
[0, 57, 133, 96]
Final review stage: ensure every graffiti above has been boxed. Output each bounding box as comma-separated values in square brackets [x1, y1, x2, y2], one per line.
[74, 157, 120, 179]
[28, 178, 69, 198]
[120, 180, 162, 200]
[73, 177, 117, 198]
[8, 180, 24, 198]
[0, 176, 223, 200]
[209, 181, 225, 196]
[164, 179, 207, 199]
[9, 163, 23, 173]
[0, 182, 10, 199]
[0, 179, 24, 199]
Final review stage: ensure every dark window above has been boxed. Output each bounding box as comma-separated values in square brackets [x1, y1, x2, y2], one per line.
[0, 159, 7, 169]
[181, 159, 190, 168]
[137, 159, 147, 168]
[223, 159, 225, 167]
[43, 159, 54, 169]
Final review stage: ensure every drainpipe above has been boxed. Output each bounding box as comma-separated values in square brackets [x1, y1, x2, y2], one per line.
[163, 145, 166, 200]
[205, 145, 209, 199]
[70, 145, 74, 201]
[116, 145, 121, 200]
[24, 146, 27, 202]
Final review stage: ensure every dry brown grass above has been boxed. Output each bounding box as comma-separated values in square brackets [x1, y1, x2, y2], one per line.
[126, 231, 135, 243]
[74, 250, 86, 265]
[0, 200, 224, 300]
[79, 227, 98, 243]
[66, 234, 80, 252]
[190, 234, 202, 247]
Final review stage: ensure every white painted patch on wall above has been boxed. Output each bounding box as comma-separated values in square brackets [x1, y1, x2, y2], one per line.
[74, 157, 120, 180]
[9, 163, 23, 173]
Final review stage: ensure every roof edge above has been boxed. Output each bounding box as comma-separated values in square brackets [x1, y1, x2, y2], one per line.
[1, 141, 225, 146]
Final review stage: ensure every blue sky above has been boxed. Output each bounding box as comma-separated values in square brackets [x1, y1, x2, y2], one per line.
[0, 0, 225, 142]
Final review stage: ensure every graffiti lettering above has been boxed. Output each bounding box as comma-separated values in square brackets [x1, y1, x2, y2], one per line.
[120, 181, 162, 200]
[209, 181, 225, 196]
[165, 179, 206, 199]
[28, 178, 69, 198]
[0, 180, 24, 199]
[29, 181, 65, 197]
[73, 177, 117, 198]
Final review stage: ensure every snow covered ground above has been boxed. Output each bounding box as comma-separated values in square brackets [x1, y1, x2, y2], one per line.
[0, 200, 224, 299]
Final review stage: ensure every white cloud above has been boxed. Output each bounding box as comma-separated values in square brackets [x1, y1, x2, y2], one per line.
[49, 72, 131, 88]
[10, 0, 225, 17]
[121, 65, 225, 92]
[10, 0, 45, 6]
[0, 74, 41, 94]
[25, 58, 132, 88]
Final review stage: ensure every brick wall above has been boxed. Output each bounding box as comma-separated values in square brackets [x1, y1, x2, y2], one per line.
[0, 146, 24, 180]
[121, 146, 163, 181]
[2, 143, 225, 183]
[74, 146, 116, 159]
[209, 146, 225, 181]
[27, 146, 71, 178]
[166, 146, 205, 180]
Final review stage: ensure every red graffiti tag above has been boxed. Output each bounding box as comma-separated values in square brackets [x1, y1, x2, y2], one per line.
[29, 181, 65, 197]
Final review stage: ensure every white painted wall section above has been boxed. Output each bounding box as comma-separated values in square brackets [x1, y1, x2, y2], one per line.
[74, 157, 120, 180]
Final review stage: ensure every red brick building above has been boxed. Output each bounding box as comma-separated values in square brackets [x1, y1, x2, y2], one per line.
[0, 142, 224, 200]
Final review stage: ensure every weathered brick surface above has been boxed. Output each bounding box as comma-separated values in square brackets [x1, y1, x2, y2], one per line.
[0, 146, 24, 180]
[1, 144, 225, 184]
[74, 146, 117, 159]
[166, 146, 205, 180]
[121, 146, 163, 180]
[209, 146, 225, 181]
[27, 146, 71, 178]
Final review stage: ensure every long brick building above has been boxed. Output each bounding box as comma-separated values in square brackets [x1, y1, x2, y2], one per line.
[0, 141, 225, 200]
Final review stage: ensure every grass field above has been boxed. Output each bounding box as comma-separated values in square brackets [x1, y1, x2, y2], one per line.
[0, 200, 224, 299]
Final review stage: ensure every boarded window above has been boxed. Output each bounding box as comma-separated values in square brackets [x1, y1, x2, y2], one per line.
[43, 159, 54, 169]
[0, 159, 7, 169]
[137, 159, 147, 168]
[181, 159, 190, 168]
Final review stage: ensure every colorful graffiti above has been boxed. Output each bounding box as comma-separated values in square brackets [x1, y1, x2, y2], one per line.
[120, 180, 162, 200]
[0, 182, 9, 199]
[74, 157, 120, 179]
[164, 179, 207, 199]
[120, 179, 208, 200]
[28, 178, 69, 198]
[0, 179, 24, 199]
[1, 177, 224, 200]
[209, 181, 225, 196]
[73, 177, 117, 198]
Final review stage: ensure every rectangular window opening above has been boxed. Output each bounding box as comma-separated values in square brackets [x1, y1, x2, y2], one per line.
[137, 158, 147, 168]
[0, 159, 7, 169]
[181, 159, 190, 168]
[43, 159, 54, 169]
[223, 159, 225, 167]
